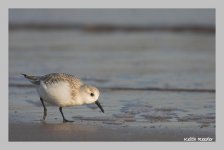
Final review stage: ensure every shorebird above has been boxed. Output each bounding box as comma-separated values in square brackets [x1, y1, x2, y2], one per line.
[22, 73, 104, 123]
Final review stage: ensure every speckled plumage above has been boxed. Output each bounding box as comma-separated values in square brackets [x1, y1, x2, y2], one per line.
[40, 73, 83, 100]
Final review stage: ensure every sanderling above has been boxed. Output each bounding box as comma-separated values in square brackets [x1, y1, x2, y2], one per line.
[22, 73, 104, 123]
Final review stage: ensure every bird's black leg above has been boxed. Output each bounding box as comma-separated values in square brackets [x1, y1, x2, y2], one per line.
[59, 107, 74, 123]
[40, 97, 47, 120]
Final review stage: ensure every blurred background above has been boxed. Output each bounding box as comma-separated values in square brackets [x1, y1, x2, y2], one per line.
[9, 9, 215, 132]
[9, 9, 215, 89]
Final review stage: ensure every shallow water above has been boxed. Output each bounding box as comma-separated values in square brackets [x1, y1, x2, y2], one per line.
[9, 30, 215, 130]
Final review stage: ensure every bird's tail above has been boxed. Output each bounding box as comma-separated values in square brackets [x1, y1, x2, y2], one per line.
[21, 74, 40, 85]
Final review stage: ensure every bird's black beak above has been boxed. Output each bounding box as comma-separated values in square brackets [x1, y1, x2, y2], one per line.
[95, 100, 104, 113]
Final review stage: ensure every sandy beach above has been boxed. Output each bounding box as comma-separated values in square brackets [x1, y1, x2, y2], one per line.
[9, 122, 215, 141]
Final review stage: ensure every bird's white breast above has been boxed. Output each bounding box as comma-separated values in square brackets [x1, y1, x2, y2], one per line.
[36, 81, 73, 107]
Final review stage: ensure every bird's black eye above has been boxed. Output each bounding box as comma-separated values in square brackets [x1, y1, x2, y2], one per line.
[90, 93, 94, 97]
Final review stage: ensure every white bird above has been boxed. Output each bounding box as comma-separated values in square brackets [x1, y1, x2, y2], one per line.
[22, 73, 104, 123]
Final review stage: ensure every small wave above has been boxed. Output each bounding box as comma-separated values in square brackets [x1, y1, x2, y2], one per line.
[103, 87, 215, 93]
[9, 23, 215, 33]
[9, 83, 215, 93]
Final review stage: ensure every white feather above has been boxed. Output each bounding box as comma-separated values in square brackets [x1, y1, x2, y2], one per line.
[36, 81, 74, 107]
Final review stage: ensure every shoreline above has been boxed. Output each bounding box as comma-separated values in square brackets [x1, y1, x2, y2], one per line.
[9, 23, 215, 33]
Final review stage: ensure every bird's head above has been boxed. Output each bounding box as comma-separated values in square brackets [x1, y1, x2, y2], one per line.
[79, 84, 104, 113]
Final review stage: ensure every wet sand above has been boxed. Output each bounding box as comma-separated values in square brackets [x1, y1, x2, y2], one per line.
[9, 122, 215, 141]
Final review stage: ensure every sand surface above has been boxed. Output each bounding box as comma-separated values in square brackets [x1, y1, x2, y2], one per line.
[9, 122, 215, 141]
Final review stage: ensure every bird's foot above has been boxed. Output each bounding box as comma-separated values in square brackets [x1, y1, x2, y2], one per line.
[63, 119, 74, 123]
[41, 113, 47, 122]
